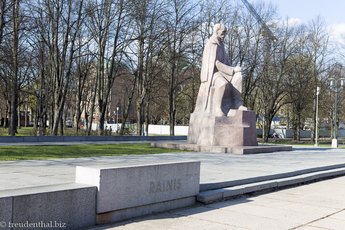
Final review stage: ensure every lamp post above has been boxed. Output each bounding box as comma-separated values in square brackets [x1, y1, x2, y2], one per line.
[315, 86, 320, 146]
[116, 106, 119, 132]
[329, 78, 345, 148]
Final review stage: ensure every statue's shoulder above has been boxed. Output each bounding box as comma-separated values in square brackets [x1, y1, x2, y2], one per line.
[207, 38, 218, 45]
[204, 40, 218, 52]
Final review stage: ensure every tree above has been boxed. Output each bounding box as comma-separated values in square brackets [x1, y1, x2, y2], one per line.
[306, 17, 330, 142]
[73, 42, 94, 134]
[0, 0, 9, 46]
[257, 19, 300, 142]
[285, 55, 315, 140]
[33, 0, 86, 135]
[234, 2, 274, 110]
[325, 63, 345, 139]
[86, 0, 130, 135]
[8, 0, 20, 136]
[127, 0, 167, 135]
[0, 0, 339, 139]
[163, 0, 198, 135]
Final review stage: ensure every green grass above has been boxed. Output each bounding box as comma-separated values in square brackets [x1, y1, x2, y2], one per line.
[0, 127, 100, 136]
[0, 127, 33, 136]
[0, 143, 183, 161]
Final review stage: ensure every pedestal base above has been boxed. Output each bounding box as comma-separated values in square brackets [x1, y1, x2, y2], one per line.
[151, 141, 292, 154]
[187, 110, 258, 147]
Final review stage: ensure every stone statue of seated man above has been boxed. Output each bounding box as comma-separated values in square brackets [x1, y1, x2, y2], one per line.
[194, 23, 247, 117]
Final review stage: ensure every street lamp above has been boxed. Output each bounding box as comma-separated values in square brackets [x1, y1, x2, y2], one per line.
[315, 86, 320, 146]
[116, 106, 119, 132]
[329, 78, 345, 148]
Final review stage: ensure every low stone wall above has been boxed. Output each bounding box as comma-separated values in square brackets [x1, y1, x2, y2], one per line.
[0, 184, 97, 230]
[0, 161, 200, 229]
[0, 135, 187, 143]
[75, 161, 200, 224]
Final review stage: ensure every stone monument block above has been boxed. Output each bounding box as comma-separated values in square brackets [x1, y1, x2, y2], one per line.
[1, 183, 97, 230]
[75, 161, 200, 216]
[188, 110, 258, 147]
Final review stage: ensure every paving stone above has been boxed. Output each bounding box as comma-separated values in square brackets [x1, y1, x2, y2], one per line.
[330, 210, 345, 220]
[308, 217, 345, 229]
[90, 176, 345, 230]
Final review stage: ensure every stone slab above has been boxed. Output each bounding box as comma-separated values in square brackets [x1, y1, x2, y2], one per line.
[0, 197, 12, 230]
[0, 183, 97, 230]
[151, 141, 292, 154]
[75, 161, 200, 214]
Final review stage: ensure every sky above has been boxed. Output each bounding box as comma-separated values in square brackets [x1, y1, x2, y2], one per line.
[251, 0, 345, 44]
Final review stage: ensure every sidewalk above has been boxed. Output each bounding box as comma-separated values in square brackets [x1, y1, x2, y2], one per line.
[90, 176, 345, 230]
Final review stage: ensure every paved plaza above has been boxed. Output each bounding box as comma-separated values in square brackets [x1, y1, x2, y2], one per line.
[1, 145, 345, 190]
[91, 176, 345, 230]
[1, 142, 345, 229]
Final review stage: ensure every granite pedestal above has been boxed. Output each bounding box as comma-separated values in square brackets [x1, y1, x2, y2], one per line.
[152, 109, 292, 154]
[188, 110, 258, 146]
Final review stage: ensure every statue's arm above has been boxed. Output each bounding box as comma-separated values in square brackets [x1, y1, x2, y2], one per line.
[215, 60, 235, 76]
[216, 60, 242, 76]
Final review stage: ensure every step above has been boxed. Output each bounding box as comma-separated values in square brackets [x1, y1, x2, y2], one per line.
[197, 167, 345, 204]
[200, 163, 345, 191]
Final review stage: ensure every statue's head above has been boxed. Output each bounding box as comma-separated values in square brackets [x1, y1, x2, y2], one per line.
[213, 23, 227, 42]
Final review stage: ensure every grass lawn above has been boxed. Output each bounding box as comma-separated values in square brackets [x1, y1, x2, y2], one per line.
[0, 143, 183, 161]
[0, 127, 100, 136]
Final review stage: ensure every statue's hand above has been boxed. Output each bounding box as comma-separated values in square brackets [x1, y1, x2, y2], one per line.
[234, 66, 241, 73]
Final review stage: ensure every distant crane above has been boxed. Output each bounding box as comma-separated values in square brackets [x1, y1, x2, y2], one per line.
[239, 0, 277, 43]
[239, 0, 277, 142]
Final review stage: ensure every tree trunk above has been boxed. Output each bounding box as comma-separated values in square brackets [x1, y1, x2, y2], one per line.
[9, 0, 20, 136]
[169, 97, 175, 136]
[98, 101, 107, 136]
[145, 102, 149, 136]
[136, 101, 144, 136]
[263, 116, 273, 142]
[75, 96, 82, 134]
